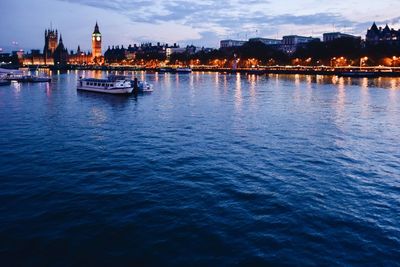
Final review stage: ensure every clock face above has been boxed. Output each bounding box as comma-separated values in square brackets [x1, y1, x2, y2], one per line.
[96, 36, 101, 41]
[92, 37, 95, 41]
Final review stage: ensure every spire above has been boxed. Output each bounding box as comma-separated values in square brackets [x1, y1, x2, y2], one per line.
[77, 45, 81, 53]
[59, 34, 63, 44]
[93, 21, 100, 34]
[371, 22, 378, 31]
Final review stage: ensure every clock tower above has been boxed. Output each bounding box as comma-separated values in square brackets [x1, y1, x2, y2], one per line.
[92, 22, 102, 59]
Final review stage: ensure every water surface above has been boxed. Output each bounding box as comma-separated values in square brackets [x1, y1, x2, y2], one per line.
[0, 72, 399, 266]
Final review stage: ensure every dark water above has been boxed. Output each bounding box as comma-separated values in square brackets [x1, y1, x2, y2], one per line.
[0, 71, 399, 266]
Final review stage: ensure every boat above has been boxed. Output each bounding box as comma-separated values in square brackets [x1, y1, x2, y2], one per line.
[19, 75, 51, 83]
[0, 74, 11, 86]
[158, 67, 173, 73]
[338, 71, 379, 78]
[176, 67, 192, 73]
[137, 81, 154, 93]
[5, 74, 51, 83]
[0, 79, 11, 86]
[157, 67, 192, 73]
[0, 68, 23, 82]
[77, 76, 133, 94]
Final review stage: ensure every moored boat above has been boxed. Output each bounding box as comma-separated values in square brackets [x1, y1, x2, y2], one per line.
[77, 76, 133, 94]
[0, 73, 11, 86]
[0, 79, 11, 86]
[338, 71, 379, 78]
[158, 67, 173, 73]
[176, 67, 192, 73]
[137, 81, 153, 93]
[5, 74, 51, 83]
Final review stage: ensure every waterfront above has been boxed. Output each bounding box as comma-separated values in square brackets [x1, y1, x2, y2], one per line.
[0, 72, 399, 265]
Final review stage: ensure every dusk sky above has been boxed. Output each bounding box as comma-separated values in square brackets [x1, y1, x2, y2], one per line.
[1, 0, 400, 52]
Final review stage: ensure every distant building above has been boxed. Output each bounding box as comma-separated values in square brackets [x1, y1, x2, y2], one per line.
[104, 45, 128, 63]
[366, 22, 400, 45]
[248, 38, 282, 46]
[53, 35, 68, 66]
[68, 45, 92, 65]
[220, 39, 246, 48]
[92, 22, 102, 60]
[281, 35, 320, 54]
[44, 28, 58, 58]
[323, 32, 361, 42]
[23, 23, 98, 66]
[166, 47, 186, 58]
[104, 42, 180, 63]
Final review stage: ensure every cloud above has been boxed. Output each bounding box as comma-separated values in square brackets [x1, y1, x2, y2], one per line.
[3, 0, 400, 50]
[58, 0, 359, 40]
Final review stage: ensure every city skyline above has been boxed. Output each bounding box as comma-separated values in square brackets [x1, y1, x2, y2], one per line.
[1, 0, 400, 52]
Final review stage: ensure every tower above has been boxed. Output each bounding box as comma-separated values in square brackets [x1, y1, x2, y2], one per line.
[53, 34, 68, 66]
[44, 28, 58, 57]
[92, 22, 102, 59]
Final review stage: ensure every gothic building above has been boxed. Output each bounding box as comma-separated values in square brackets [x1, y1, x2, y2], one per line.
[92, 22, 102, 60]
[53, 35, 69, 66]
[68, 45, 92, 65]
[366, 23, 400, 45]
[43, 28, 58, 58]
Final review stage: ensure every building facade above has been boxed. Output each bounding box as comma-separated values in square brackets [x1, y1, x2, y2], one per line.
[281, 35, 320, 54]
[220, 39, 247, 48]
[323, 32, 361, 42]
[248, 38, 282, 46]
[23, 22, 103, 66]
[53, 35, 69, 66]
[68, 46, 92, 65]
[366, 23, 400, 45]
[43, 29, 58, 58]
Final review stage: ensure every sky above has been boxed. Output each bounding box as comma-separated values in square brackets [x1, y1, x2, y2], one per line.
[1, 0, 400, 52]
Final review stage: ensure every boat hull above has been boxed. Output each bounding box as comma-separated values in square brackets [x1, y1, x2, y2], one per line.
[338, 72, 379, 78]
[77, 86, 133, 94]
[0, 80, 11, 86]
[6, 76, 51, 83]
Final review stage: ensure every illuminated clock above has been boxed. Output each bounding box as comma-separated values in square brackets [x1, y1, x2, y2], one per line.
[96, 36, 101, 41]
[92, 37, 95, 41]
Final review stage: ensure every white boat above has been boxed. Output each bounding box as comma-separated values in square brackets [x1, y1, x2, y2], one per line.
[137, 81, 154, 93]
[77, 76, 133, 94]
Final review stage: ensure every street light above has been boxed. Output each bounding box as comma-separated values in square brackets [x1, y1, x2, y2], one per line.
[360, 57, 368, 68]
[331, 57, 337, 67]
